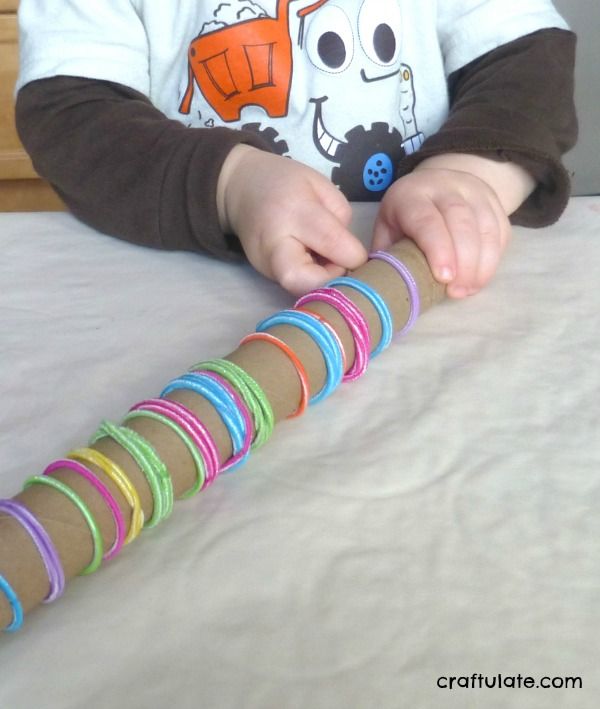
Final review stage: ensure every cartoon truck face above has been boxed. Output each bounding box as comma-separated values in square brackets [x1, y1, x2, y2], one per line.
[178, 0, 425, 201]
[179, 0, 328, 121]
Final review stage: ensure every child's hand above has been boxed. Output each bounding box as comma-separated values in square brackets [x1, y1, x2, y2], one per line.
[218, 145, 367, 296]
[372, 154, 534, 299]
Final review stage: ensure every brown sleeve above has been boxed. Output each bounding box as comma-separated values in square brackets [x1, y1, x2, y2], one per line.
[398, 28, 578, 227]
[15, 77, 273, 259]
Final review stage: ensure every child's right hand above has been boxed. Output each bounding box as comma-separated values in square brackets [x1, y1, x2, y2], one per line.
[217, 145, 367, 296]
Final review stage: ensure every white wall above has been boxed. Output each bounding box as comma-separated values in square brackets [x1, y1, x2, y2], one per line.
[553, 0, 600, 195]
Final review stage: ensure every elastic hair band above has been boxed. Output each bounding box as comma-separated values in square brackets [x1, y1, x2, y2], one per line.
[67, 448, 144, 544]
[256, 309, 343, 404]
[160, 372, 252, 473]
[90, 421, 173, 528]
[129, 398, 220, 491]
[124, 405, 207, 497]
[193, 359, 275, 450]
[198, 371, 254, 472]
[297, 285, 370, 381]
[44, 459, 126, 562]
[368, 250, 420, 335]
[23, 475, 104, 576]
[239, 332, 309, 418]
[0, 573, 23, 632]
[294, 308, 348, 375]
[0, 499, 65, 603]
[320, 278, 393, 358]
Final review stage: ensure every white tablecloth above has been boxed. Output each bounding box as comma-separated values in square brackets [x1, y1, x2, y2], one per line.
[1, 199, 599, 708]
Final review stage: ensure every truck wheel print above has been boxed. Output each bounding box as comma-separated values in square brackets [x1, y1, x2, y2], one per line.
[241, 123, 290, 156]
[331, 123, 404, 201]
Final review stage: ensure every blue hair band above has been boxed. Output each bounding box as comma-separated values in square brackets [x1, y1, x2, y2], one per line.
[256, 309, 343, 404]
[161, 372, 249, 471]
[0, 573, 23, 632]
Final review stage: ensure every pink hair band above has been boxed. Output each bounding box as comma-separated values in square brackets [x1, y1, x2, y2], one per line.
[43, 459, 126, 561]
[294, 287, 370, 381]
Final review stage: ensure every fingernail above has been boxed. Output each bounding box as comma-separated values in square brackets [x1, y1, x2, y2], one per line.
[437, 267, 454, 282]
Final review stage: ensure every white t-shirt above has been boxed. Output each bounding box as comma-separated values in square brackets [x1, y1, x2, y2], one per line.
[17, 0, 568, 199]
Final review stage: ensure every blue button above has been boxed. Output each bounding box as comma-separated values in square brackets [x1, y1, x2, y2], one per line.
[363, 153, 393, 192]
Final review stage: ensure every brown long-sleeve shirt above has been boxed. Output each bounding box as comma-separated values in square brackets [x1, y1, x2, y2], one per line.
[15, 28, 577, 261]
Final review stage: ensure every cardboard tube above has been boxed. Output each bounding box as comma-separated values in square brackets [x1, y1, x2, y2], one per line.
[0, 240, 445, 630]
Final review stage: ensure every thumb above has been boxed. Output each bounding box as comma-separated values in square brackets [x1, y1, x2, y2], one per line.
[371, 216, 397, 252]
[270, 237, 343, 296]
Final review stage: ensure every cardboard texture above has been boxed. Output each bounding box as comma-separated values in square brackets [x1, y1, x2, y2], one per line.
[0, 240, 445, 629]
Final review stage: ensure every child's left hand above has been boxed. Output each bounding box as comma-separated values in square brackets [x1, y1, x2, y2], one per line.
[371, 154, 533, 299]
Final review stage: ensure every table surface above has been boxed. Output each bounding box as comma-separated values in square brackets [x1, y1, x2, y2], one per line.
[1, 199, 599, 709]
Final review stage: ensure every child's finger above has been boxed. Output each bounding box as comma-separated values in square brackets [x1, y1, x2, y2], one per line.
[269, 236, 343, 296]
[317, 183, 354, 228]
[436, 197, 482, 297]
[294, 206, 368, 272]
[472, 207, 506, 290]
[371, 218, 397, 252]
[381, 196, 458, 286]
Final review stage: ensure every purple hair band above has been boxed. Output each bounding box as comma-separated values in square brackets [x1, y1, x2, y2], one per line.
[0, 499, 65, 603]
[368, 250, 420, 336]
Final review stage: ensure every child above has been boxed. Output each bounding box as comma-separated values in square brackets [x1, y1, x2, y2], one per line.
[15, 0, 577, 298]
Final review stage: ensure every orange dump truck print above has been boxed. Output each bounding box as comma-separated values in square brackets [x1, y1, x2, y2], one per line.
[179, 0, 328, 121]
